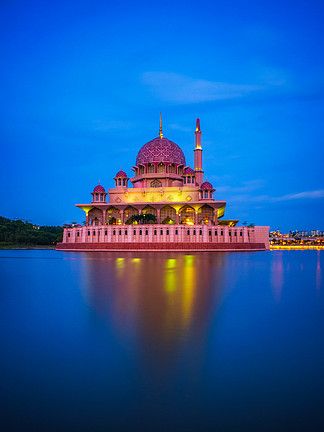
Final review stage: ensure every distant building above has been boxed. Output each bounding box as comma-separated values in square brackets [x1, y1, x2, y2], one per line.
[57, 117, 269, 251]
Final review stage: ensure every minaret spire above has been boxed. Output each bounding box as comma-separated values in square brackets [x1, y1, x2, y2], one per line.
[159, 112, 163, 139]
[194, 117, 204, 185]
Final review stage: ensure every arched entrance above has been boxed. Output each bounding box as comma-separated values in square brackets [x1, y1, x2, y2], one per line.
[124, 206, 139, 224]
[88, 208, 103, 225]
[160, 205, 176, 224]
[198, 205, 215, 225]
[179, 205, 195, 225]
[106, 207, 121, 225]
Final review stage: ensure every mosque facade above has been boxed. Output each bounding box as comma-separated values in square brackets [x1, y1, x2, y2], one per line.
[56, 118, 269, 251]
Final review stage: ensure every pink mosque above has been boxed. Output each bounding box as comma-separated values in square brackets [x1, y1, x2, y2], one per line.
[57, 117, 269, 251]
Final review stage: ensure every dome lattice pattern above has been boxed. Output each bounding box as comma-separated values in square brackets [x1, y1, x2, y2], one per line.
[136, 137, 186, 166]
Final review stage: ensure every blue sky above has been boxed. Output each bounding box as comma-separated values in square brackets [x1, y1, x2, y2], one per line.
[1, 0, 323, 231]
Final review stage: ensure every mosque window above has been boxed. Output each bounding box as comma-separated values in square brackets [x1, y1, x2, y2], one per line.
[187, 177, 191, 183]
[100, 195, 103, 201]
[151, 179, 162, 188]
[105, 230, 107, 235]
[139, 230, 142, 235]
[199, 230, 202, 235]
[229, 231, 231, 236]
[168, 164, 175, 173]
[175, 230, 178, 235]
[209, 230, 211, 236]
[221, 230, 223, 236]
[125, 230, 127, 235]
[234, 231, 237, 236]
[193, 230, 196, 235]
[154, 230, 157, 235]
[215, 230, 217, 235]
[160, 230, 163, 235]
[123, 179, 126, 186]
[93, 231, 95, 235]
[119, 230, 121, 236]
[68, 233, 70, 237]
[148, 163, 155, 173]
[184, 177, 186, 184]
[139, 166, 145, 174]
[113, 230, 116, 235]
[187, 230, 190, 235]
[145, 230, 148, 235]
[77, 232, 80, 236]
[178, 166, 183, 175]
[157, 163, 165, 173]
[201, 192, 203, 199]
[88, 231, 90, 236]
[240, 231, 242, 236]
[205, 191, 208, 198]
[210, 191, 212, 198]
[166, 230, 169, 235]
[134, 230, 136, 235]
[118, 179, 121, 186]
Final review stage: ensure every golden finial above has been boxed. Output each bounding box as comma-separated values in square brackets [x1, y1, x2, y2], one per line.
[159, 112, 163, 139]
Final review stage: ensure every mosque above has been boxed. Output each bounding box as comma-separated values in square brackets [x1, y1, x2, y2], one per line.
[56, 117, 269, 251]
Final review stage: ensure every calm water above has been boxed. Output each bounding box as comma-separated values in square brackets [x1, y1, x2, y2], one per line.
[0, 250, 323, 431]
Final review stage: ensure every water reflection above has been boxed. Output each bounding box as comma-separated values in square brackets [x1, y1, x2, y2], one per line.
[316, 250, 321, 292]
[80, 253, 226, 371]
[271, 251, 283, 302]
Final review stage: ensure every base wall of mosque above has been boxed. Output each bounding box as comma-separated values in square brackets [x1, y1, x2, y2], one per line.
[57, 225, 270, 251]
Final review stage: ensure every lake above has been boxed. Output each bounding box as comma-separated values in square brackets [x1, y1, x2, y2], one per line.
[0, 250, 323, 431]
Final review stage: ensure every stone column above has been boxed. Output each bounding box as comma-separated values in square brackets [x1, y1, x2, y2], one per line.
[195, 211, 198, 225]
[202, 225, 208, 242]
[224, 227, 229, 243]
[86, 214, 89, 226]
[157, 209, 161, 224]
[176, 212, 179, 224]
[103, 210, 106, 226]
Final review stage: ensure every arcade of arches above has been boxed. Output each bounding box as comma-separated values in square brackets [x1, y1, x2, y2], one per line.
[88, 204, 217, 226]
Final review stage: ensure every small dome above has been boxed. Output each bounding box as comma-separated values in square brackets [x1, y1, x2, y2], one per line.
[184, 167, 195, 175]
[93, 184, 105, 193]
[201, 181, 213, 190]
[116, 170, 127, 178]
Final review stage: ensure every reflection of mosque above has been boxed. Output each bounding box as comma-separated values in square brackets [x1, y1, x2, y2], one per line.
[80, 253, 227, 371]
[57, 117, 269, 251]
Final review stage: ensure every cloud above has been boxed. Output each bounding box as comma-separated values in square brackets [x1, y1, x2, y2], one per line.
[272, 189, 324, 202]
[142, 72, 263, 104]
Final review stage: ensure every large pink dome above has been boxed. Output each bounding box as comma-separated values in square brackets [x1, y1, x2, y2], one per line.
[136, 137, 186, 166]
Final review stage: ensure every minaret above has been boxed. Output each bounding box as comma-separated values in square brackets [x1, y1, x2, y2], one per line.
[194, 118, 204, 186]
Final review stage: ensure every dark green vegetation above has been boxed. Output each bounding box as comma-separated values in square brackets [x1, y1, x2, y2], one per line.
[0, 216, 63, 247]
[127, 213, 157, 224]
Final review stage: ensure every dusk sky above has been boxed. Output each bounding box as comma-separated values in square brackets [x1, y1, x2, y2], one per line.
[1, 0, 323, 231]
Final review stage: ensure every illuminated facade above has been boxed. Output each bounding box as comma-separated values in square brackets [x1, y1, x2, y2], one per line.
[57, 117, 269, 251]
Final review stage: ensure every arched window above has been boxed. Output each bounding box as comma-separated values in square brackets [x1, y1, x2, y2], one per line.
[123, 179, 126, 186]
[184, 177, 186, 184]
[157, 163, 165, 173]
[205, 191, 208, 198]
[96, 195, 99, 201]
[100, 195, 103, 201]
[168, 164, 175, 173]
[150, 179, 162, 188]
[178, 166, 183, 175]
[139, 166, 145, 175]
[118, 179, 121, 186]
[210, 191, 212, 198]
[148, 164, 155, 173]
[187, 177, 191, 183]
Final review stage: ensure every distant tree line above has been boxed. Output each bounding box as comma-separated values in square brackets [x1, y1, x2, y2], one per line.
[0, 216, 63, 246]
